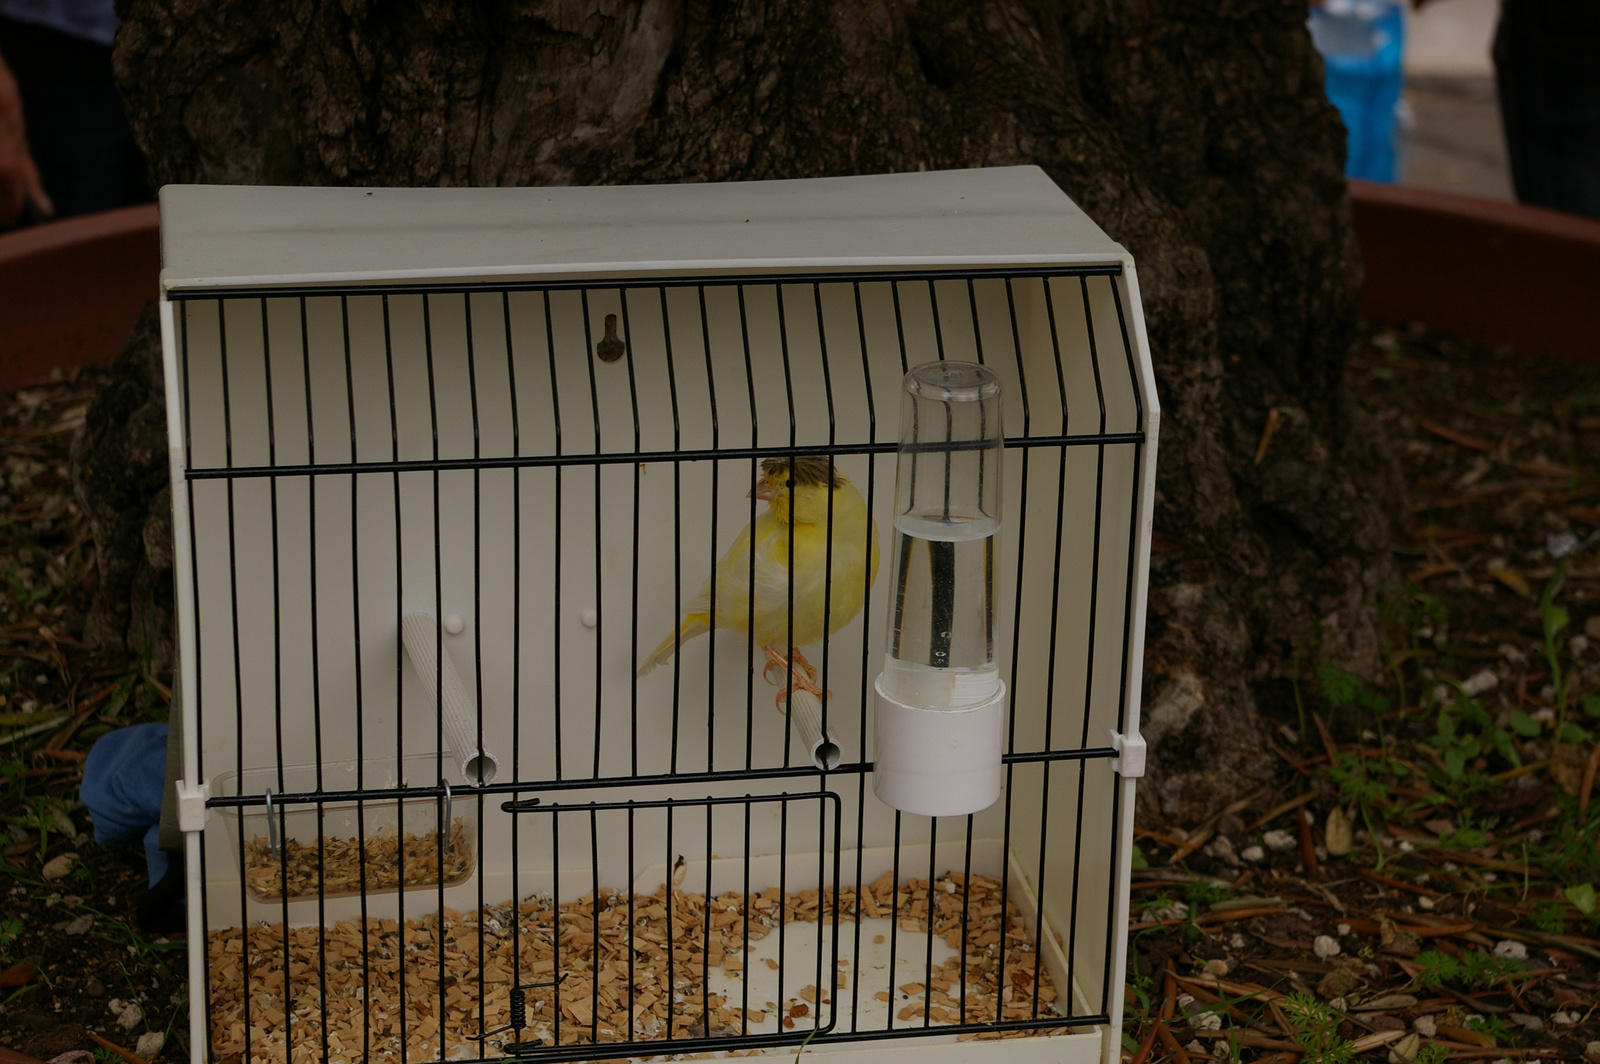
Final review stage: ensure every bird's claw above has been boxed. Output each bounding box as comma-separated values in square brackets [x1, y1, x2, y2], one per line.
[763, 645, 825, 705]
[790, 648, 819, 685]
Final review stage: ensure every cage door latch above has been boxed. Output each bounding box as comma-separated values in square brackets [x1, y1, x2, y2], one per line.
[175, 779, 211, 832]
[1110, 730, 1147, 778]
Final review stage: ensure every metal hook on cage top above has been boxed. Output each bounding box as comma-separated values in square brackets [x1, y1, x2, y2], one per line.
[595, 313, 625, 362]
[263, 787, 279, 860]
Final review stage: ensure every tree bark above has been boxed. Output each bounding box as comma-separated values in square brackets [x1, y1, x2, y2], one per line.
[72, 303, 173, 671]
[97, 0, 1400, 822]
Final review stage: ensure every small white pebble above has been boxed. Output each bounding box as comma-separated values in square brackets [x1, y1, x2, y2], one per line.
[1554, 1011, 1580, 1026]
[1414, 1015, 1437, 1037]
[1195, 1010, 1223, 1032]
[1337, 922, 1352, 936]
[1230, 933, 1247, 949]
[1241, 845, 1265, 863]
[1492, 939, 1527, 961]
[1461, 669, 1498, 696]
[1263, 829, 1296, 852]
[1417, 895, 1435, 910]
[1204, 958, 1229, 976]
[1399, 840, 1415, 852]
[1313, 934, 1341, 959]
[136, 1031, 165, 1058]
[114, 1000, 143, 1030]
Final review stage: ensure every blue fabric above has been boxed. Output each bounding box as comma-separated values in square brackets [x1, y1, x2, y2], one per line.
[81, 722, 169, 887]
[1310, 1, 1406, 183]
[0, 0, 115, 46]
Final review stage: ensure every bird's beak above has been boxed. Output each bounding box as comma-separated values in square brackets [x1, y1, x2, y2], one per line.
[750, 479, 778, 502]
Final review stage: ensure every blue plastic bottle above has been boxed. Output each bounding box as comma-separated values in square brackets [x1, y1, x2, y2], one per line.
[1309, 0, 1406, 183]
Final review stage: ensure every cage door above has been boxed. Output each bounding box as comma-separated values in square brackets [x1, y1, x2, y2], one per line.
[491, 791, 843, 1061]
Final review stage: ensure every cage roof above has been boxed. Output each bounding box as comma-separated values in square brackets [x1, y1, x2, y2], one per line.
[158, 166, 1128, 292]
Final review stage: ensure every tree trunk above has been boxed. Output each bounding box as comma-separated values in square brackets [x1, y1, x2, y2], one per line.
[96, 0, 1400, 823]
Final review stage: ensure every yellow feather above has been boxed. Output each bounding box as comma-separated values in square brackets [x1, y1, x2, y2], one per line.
[637, 466, 880, 676]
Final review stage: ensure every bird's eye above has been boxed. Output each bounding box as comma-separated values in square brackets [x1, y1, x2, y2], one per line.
[785, 478, 794, 487]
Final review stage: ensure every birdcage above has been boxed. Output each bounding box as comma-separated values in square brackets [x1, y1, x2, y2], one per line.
[159, 166, 1158, 1064]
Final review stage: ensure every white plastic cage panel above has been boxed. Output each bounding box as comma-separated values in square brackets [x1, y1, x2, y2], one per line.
[168, 266, 1152, 1064]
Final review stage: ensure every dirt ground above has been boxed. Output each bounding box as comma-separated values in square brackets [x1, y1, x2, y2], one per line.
[3, 325, 1598, 1064]
[1122, 325, 1600, 1064]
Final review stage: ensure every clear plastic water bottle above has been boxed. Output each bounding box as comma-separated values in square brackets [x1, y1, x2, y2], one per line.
[881, 361, 1003, 710]
[1309, 0, 1407, 183]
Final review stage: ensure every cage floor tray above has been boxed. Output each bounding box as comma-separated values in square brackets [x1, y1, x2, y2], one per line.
[206, 871, 1088, 1064]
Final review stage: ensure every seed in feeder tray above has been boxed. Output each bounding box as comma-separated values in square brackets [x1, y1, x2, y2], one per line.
[242, 820, 471, 899]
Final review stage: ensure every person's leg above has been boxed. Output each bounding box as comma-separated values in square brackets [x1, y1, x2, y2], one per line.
[1495, 0, 1600, 219]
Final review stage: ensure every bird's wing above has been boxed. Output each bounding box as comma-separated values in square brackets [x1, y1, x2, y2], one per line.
[692, 522, 764, 623]
[637, 613, 712, 676]
[638, 520, 759, 676]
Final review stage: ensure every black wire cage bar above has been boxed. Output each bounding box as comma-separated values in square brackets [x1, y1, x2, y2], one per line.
[160, 170, 1159, 1064]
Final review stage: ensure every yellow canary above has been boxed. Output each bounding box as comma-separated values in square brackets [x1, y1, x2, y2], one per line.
[638, 456, 880, 691]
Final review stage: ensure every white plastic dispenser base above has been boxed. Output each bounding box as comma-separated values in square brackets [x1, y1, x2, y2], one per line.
[872, 676, 1006, 817]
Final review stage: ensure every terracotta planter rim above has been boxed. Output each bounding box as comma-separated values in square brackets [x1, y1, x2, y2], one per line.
[1349, 178, 1600, 251]
[0, 203, 160, 266]
[0, 203, 162, 392]
[1348, 179, 1600, 362]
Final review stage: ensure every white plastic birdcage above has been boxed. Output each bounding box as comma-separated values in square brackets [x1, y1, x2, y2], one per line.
[159, 166, 1158, 1064]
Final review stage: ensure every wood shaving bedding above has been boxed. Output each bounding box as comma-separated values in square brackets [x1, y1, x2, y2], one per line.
[207, 871, 1068, 1064]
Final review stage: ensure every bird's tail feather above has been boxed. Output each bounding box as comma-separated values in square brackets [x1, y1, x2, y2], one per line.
[637, 614, 712, 676]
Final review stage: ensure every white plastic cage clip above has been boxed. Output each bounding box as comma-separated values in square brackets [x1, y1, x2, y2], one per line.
[1111, 729, 1147, 779]
[174, 778, 211, 833]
